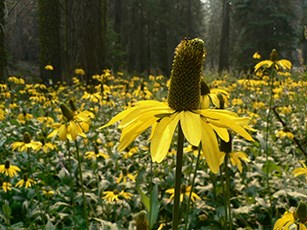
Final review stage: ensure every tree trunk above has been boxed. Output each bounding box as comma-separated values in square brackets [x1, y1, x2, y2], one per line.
[0, 0, 6, 81]
[218, 0, 230, 72]
[38, 0, 62, 84]
[65, 0, 106, 84]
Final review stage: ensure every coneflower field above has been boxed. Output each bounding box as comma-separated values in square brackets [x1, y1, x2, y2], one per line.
[0, 46, 306, 230]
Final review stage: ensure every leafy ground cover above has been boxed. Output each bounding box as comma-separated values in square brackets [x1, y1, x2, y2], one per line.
[0, 55, 306, 229]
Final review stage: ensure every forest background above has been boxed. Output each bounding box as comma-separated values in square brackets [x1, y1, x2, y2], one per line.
[0, 0, 307, 83]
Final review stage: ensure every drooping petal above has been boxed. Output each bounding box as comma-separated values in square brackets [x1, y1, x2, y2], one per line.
[99, 106, 135, 129]
[47, 129, 58, 139]
[229, 153, 243, 173]
[278, 59, 292, 70]
[68, 121, 79, 140]
[254, 60, 273, 72]
[180, 111, 202, 147]
[199, 110, 254, 141]
[209, 124, 229, 142]
[151, 113, 180, 163]
[201, 120, 223, 174]
[118, 116, 157, 151]
[119, 106, 168, 128]
[58, 124, 67, 141]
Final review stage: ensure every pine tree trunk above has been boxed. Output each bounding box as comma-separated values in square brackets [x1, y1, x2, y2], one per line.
[218, 0, 230, 72]
[0, 0, 6, 81]
[38, 0, 62, 84]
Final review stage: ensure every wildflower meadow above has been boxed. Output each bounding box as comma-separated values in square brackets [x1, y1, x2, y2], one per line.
[0, 39, 306, 230]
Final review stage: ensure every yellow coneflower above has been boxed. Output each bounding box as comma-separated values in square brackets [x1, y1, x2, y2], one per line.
[2, 181, 12, 192]
[84, 146, 109, 160]
[100, 38, 254, 174]
[17, 111, 33, 124]
[102, 189, 133, 202]
[253, 51, 261, 59]
[274, 203, 307, 230]
[75, 68, 85, 75]
[166, 185, 201, 203]
[16, 175, 36, 189]
[11, 132, 42, 152]
[0, 160, 21, 178]
[48, 103, 94, 141]
[220, 151, 250, 173]
[44, 65, 54, 70]
[254, 49, 292, 72]
[116, 169, 137, 184]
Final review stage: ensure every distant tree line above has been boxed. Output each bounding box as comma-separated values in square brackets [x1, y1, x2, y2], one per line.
[0, 0, 306, 82]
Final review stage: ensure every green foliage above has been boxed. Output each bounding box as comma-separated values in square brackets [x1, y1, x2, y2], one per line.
[0, 67, 306, 228]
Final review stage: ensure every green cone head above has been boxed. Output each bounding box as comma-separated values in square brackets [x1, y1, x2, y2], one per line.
[294, 201, 307, 224]
[270, 49, 278, 62]
[168, 38, 205, 111]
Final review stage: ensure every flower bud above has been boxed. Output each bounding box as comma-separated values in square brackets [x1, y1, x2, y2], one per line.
[60, 103, 74, 121]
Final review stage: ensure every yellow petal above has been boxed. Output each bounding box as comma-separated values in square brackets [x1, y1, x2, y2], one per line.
[68, 121, 79, 140]
[292, 168, 307, 177]
[235, 151, 250, 162]
[200, 110, 254, 141]
[278, 59, 292, 70]
[229, 153, 243, 173]
[99, 107, 135, 129]
[58, 124, 67, 141]
[254, 60, 273, 72]
[201, 121, 223, 174]
[151, 113, 179, 163]
[165, 188, 174, 194]
[118, 116, 156, 151]
[47, 129, 58, 139]
[119, 106, 166, 128]
[180, 111, 201, 147]
[209, 124, 229, 142]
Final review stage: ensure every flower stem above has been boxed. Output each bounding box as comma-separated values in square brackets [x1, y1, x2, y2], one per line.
[75, 140, 89, 229]
[172, 122, 184, 230]
[224, 153, 232, 230]
[184, 144, 201, 230]
[265, 69, 275, 223]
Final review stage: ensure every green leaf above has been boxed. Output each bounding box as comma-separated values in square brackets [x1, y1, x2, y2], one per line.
[45, 215, 56, 230]
[0, 138, 6, 148]
[2, 201, 12, 220]
[136, 184, 160, 229]
[137, 187, 150, 213]
[149, 184, 160, 229]
[262, 160, 281, 175]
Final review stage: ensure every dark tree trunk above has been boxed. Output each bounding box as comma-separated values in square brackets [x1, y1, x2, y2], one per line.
[38, 0, 62, 84]
[218, 0, 230, 72]
[65, 0, 106, 83]
[0, 0, 6, 81]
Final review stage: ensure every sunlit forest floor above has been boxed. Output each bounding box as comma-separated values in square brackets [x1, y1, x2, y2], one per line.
[0, 62, 306, 229]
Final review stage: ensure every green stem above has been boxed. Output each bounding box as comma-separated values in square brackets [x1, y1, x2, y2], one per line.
[75, 139, 89, 229]
[184, 144, 201, 230]
[224, 153, 232, 230]
[265, 69, 275, 223]
[172, 122, 184, 230]
[149, 158, 153, 228]
[66, 140, 76, 229]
